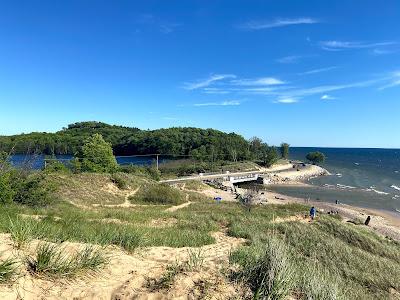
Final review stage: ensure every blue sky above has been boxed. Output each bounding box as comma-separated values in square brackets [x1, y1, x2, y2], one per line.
[0, 0, 399, 148]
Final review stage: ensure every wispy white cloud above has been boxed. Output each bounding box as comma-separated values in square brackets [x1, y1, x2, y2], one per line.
[284, 79, 379, 98]
[159, 23, 181, 34]
[321, 94, 336, 100]
[276, 55, 303, 64]
[378, 71, 400, 90]
[202, 87, 231, 94]
[320, 40, 396, 51]
[232, 77, 285, 86]
[184, 74, 236, 90]
[194, 100, 241, 107]
[275, 97, 298, 104]
[371, 48, 399, 55]
[239, 18, 318, 30]
[299, 66, 338, 75]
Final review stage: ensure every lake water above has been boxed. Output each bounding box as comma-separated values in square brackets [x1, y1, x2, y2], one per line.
[9, 154, 161, 169]
[269, 147, 400, 213]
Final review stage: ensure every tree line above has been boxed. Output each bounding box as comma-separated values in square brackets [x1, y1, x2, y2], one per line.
[0, 121, 290, 164]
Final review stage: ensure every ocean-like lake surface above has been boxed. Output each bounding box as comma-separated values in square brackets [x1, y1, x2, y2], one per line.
[270, 147, 400, 213]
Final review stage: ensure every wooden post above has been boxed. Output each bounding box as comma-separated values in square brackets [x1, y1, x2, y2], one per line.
[156, 154, 159, 171]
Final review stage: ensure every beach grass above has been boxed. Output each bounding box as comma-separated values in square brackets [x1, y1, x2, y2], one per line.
[0, 172, 399, 298]
[26, 243, 108, 278]
[0, 258, 17, 283]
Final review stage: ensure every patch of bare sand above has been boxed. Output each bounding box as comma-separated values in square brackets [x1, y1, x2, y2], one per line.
[89, 218, 131, 225]
[165, 202, 191, 213]
[150, 218, 178, 227]
[272, 215, 312, 224]
[18, 214, 61, 221]
[0, 229, 246, 300]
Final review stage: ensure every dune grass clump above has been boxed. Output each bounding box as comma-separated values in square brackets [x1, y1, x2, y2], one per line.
[147, 261, 183, 291]
[26, 243, 108, 278]
[130, 183, 185, 205]
[7, 216, 35, 249]
[230, 238, 295, 300]
[0, 258, 17, 283]
[186, 248, 205, 271]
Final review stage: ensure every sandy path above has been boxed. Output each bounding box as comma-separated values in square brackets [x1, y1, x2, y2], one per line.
[165, 195, 191, 212]
[92, 188, 140, 208]
[0, 228, 245, 300]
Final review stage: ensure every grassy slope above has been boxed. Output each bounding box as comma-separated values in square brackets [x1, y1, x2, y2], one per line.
[0, 172, 399, 299]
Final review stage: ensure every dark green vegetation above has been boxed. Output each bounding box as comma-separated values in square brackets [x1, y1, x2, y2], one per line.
[0, 122, 288, 165]
[0, 153, 53, 206]
[76, 133, 118, 173]
[306, 151, 326, 164]
[280, 143, 290, 159]
[131, 183, 185, 205]
[0, 121, 249, 159]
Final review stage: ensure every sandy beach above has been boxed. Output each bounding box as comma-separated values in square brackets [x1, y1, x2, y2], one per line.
[190, 164, 400, 242]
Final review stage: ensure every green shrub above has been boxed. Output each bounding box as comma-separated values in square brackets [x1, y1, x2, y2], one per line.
[11, 172, 53, 206]
[131, 184, 185, 205]
[44, 160, 70, 173]
[110, 173, 128, 189]
[120, 165, 160, 181]
[0, 172, 14, 204]
[80, 134, 118, 173]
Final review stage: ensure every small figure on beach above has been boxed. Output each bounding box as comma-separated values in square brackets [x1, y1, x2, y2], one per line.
[365, 215, 371, 226]
[310, 206, 316, 220]
[335, 200, 339, 205]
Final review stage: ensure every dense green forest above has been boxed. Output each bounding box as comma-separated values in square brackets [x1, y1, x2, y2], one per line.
[0, 121, 274, 161]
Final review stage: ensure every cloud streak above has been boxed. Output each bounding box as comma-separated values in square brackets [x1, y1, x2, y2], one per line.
[299, 66, 338, 75]
[232, 77, 285, 86]
[193, 100, 241, 107]
[321, 94, 336, 100]
[275, 97, 298, 104]
[378, 71, 400, 90]
[320, 40, 396, 51]
[184, 74, 236, 90]
[276, 55, 303, 64]
[239, 18, 318, 30]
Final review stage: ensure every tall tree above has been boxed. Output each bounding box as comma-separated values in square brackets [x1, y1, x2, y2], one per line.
[280, 143, 290, 159]
[80, 134, 118, 173]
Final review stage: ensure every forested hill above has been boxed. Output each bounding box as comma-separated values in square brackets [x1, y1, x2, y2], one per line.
[0, 121, 252, 160]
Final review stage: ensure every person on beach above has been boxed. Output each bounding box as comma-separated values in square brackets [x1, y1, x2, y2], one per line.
[310, 206, 316, 220]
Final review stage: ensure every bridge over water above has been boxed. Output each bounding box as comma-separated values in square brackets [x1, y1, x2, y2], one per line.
[160, 170, 268, 185]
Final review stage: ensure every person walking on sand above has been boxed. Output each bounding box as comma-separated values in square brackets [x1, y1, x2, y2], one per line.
[310, 206, 316, 220]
